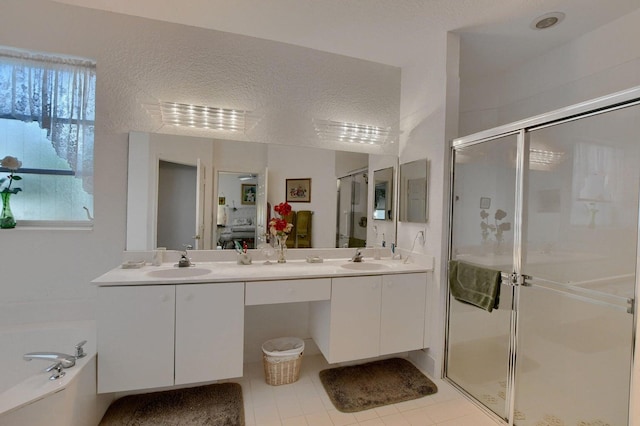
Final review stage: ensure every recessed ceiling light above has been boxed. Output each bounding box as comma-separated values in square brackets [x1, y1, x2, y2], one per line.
[530, 12, 565, 30]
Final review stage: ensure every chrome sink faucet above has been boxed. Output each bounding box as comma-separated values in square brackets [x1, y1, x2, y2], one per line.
[178, 244, 193, 267]
[351, 248, 364, 262]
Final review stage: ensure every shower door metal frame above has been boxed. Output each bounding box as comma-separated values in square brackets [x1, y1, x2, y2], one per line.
[445, 85, 640, 426]
[336, 168, 368, 248]
[445, 129, 527, 424]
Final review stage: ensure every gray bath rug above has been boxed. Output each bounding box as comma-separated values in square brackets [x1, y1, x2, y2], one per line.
[99, 382, 244, 426]
[319, 357, 437, 413]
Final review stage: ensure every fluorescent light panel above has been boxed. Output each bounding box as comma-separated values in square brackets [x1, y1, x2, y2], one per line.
[529, 148, 565, 171]
[314, 119, 391, 145]
[159, 102, 248, 132]
[530, 148, 564, 166]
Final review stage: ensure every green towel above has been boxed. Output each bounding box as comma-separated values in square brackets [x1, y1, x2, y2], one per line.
[284, 211, 296, 248]
[296, 210, 312, 248]
[448, 260, 501, 312]
[296, 210, 310, 237]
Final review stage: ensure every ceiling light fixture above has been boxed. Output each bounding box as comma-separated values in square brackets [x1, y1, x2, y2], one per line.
[313, 119, 391, 145]
[530, 12, 565, 30]
[529, 148, 565, 170]
[146, 102, 251, 132]
[237, 174, 256, 181]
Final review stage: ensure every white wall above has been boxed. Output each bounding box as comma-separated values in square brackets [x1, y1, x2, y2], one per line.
[335, 151, 368, 178]
[267, 145, 337, 249]
[460, 9, 640, 136]
[213, 140, 268, 175]
[399, 32, 461, 376]
[218, 173, 257, 213]
[0, 0, 399, 327]
[0, 1, 130, 325]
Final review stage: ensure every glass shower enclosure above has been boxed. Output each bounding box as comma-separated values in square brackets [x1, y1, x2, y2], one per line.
[337, 170, 368, 248]
[447, 88, 640, 425]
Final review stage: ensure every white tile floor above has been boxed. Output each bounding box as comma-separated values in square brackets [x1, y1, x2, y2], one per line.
[235, 354, 501, 426]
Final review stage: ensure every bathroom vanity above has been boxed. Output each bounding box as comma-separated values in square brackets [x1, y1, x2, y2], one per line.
[92, 255, 431, 394]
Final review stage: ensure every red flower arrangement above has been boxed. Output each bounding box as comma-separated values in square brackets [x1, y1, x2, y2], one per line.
[269, 202, 293, 237]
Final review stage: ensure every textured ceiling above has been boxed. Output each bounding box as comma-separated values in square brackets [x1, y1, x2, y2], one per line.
[16, 0, 636, 155]
[4, 0, 406, 154]
[52, 0, 640, 78]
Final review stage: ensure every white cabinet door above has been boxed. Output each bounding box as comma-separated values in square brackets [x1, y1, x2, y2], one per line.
[174, 282, 244, 385]
[380, 273, 427, 355]
[97, 285, 175, 393]
[329, 276, 382, 363]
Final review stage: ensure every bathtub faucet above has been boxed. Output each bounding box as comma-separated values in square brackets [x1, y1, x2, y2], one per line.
[23, 352, 76, 368]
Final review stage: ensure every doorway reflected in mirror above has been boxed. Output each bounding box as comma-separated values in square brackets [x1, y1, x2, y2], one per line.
[218, 172, 257, 249]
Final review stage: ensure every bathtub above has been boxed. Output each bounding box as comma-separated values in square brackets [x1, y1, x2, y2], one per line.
[0, 320, 112, 426]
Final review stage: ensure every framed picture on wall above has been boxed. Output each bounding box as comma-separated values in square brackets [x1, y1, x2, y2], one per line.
[241, 184, 256, 205]
[286, 178, 311, 203]
[480, 197, 491, 209]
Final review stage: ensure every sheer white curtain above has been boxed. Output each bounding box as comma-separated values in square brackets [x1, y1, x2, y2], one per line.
[572, 142, 623, 202]
[571, 141, 624, 227]
[0, 48, 96, 192]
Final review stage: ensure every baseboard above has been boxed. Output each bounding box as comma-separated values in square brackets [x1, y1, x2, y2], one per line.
[409, 349, 438, 378]
[303, 338, 321, 357]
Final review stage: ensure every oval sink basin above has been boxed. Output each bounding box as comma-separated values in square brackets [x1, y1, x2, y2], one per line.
[341, 262, 390, 271]
[146, 267, 212, 278]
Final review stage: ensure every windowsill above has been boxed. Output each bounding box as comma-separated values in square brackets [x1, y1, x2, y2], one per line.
[9, 227, 93, 231]
[10, 221, 94, 231]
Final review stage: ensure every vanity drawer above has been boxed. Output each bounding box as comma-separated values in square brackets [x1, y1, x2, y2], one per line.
[245, 278, 331, 305]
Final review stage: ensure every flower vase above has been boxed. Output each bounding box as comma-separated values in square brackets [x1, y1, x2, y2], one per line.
[494, 237, 503, 255]
[277, 235, 288, 263]
[1, 192, 16, 229]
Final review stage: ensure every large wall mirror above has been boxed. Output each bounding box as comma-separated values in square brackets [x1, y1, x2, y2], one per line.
[399, 159, 428, 223]
[127, 132, 398, 250]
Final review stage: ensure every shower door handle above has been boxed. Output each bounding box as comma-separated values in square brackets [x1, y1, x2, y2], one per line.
[500, 272, 531, 287]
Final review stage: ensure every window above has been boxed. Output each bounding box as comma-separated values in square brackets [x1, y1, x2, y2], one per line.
[0, 47, 96, 226]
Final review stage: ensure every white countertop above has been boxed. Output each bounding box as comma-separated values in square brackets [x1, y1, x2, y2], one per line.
[92, 257, 431, 286]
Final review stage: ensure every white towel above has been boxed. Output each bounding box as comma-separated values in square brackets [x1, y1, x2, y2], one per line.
[217, 205, 227, 226]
